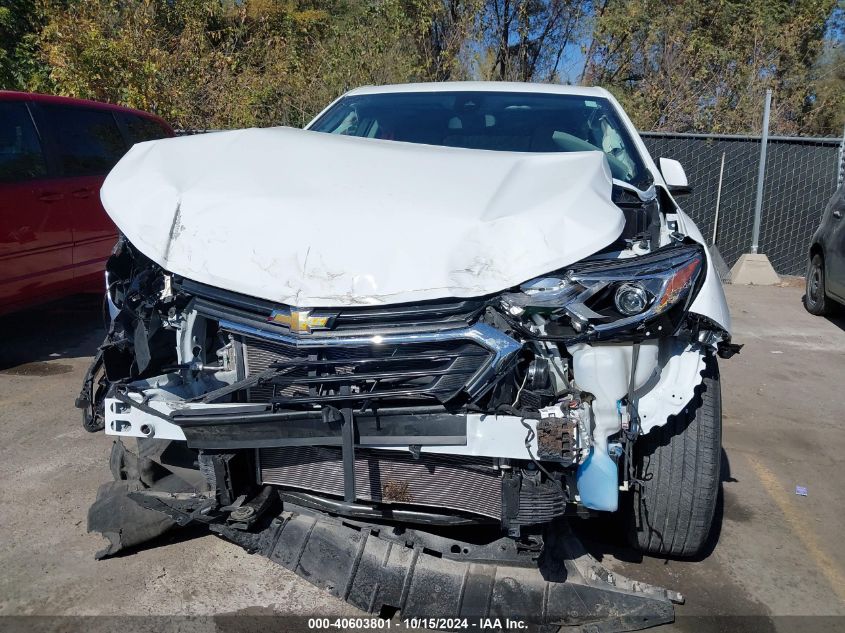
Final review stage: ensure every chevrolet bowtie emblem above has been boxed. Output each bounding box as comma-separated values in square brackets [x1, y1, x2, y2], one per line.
[267, 308, 331, 334]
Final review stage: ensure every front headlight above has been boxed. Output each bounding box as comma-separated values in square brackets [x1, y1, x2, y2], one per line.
[500, 243, 705, 341]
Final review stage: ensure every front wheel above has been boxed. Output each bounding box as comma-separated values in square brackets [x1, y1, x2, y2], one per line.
[804, 253, 829, 316]
[624, 356, 721, 558]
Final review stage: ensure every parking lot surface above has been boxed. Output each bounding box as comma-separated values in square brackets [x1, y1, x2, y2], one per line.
[0, 284, 843, 630]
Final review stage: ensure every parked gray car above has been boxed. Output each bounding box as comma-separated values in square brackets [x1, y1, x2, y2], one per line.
[805, 185, 845, 315]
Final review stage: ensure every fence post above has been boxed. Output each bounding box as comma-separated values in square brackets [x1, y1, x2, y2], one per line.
[751, 89, 772, 254]
[839, 123, 845, 186]
[712, 152, 725, 244]
[731, 88, 780, 284]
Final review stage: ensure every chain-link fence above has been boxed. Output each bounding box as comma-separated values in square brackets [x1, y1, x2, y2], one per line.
[640, 131, 844, 276]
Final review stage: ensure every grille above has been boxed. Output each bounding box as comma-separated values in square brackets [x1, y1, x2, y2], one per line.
[184, 278, 485, 334]
[258, 446, 502, 519]
[239, 333, 492, 407]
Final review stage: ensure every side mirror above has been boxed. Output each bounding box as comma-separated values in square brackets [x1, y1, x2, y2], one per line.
[659, 157, 692, 195]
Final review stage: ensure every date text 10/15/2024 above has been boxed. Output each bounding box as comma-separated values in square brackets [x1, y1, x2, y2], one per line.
[308, 618, 529, 630]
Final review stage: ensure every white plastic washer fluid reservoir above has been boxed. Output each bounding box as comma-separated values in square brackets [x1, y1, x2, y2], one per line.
[569, 341, 659, 511]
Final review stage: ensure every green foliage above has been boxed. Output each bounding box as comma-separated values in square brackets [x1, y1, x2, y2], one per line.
[0, 0, 842, 134]
[584, 0, 842, 135]
[28, 0, 427, 128]
[0, 0, 50, 90]
[807, 45, 845, 135]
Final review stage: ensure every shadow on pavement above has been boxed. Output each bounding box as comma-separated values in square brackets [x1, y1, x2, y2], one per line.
[824, 311, 845, 332]
[0, 294, 104, 372]
[800, 291, 845, 331]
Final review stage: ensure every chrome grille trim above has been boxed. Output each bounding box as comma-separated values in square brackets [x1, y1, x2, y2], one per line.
[220, 319, 521, 402]
[187, 282, 485, 337]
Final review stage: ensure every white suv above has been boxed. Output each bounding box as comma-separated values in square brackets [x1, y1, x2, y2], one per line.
[82, 82, 735, 561]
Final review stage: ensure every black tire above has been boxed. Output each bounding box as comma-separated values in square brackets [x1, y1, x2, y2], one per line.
[625, 356, 721, 558]
[804, 253, 829, 316]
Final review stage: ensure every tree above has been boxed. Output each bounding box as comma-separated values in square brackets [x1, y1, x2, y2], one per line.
[582, 0, 841, 135]
[0, 0, 48, 90]
[9, 0, 843, 134]
[34, 0, 428, 128]
[799, 5, 845, 135]
[404, 0, 485, 80]
[482, 0, 589, 81]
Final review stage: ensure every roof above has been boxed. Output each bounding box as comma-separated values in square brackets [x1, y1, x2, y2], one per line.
[345, 82, 613, 99]
[0, 90, 173, 131]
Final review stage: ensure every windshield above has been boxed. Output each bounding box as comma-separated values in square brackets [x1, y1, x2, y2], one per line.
[309, 91, 651, 189]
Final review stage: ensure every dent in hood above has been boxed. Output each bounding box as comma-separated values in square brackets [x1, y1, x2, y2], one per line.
[101, 127, 624, 306]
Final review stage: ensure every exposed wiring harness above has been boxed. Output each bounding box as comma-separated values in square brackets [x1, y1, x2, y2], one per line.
[623, 342, 645, 489]
[509, 371, 554, 478]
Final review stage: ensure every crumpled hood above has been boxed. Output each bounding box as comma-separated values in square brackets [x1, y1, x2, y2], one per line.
[101, 127, 624, 306]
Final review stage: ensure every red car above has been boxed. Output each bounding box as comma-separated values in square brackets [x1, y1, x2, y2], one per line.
[0, 91, 174, 315]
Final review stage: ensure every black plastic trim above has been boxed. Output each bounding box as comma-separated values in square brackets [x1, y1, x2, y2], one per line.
[177, 409, 468, 450]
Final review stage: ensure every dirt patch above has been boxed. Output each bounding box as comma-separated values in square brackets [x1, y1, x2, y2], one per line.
[1, 361, 74, 376]
[382, 479, 412, 502]
[776, 275, 804, 288]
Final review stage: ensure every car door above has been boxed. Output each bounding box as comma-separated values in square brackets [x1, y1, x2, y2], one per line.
[0, 99, 74, 314]
[34, 103, 128, 288]
[824, 186, 845, 300]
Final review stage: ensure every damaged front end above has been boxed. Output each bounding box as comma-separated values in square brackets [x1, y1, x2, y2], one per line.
[79, 223, 732, 628]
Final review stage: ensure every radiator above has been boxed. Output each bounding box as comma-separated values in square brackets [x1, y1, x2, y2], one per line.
[258, 446, 502, 519]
